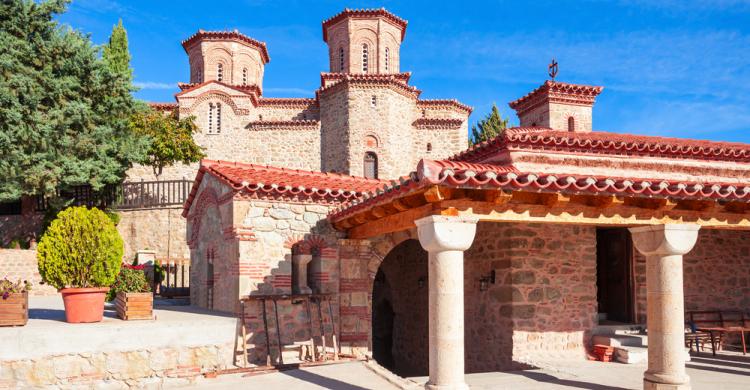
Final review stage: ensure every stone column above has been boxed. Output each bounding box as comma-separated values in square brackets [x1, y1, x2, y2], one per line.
[629, 224, 700, 390]
[292, 254, 313, 294]
[415, 215, 478, 390]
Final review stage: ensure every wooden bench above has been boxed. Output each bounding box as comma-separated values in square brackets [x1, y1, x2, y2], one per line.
[686, 310, 750, 355]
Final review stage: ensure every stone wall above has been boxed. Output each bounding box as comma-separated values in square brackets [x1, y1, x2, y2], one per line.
[0, 343, 233, 389]
[0, 214, 43, 247]
[0, 249, 56, 296]
[117, 207, 189, 264]
[634, 228, 750, 323]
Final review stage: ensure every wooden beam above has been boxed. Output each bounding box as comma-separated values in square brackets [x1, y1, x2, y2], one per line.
[423, 186, 453, 203]
[436, 199, 750, 229]
[391, 199, 409, 212]
[348, 204, 435, 239]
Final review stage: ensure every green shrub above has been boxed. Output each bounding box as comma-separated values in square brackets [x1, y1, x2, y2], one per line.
[107, 265, 151, 301]
[37, 206, 123, 289]
[105, 210, 121, 226]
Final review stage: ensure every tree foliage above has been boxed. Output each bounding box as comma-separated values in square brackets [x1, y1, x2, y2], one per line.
[469, 104, 510, 146]
[37, 206, 124, 289]
[0, 0, 148, 202]
[102, 19, 131, 79]
[130, 109, 205, 178]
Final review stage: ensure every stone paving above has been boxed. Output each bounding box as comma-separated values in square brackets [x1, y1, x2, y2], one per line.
[189, 353, 750, 390]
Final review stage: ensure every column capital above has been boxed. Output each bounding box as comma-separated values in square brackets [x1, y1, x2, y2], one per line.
[629, 224, 700, 257]
[415, 215, 478, 252]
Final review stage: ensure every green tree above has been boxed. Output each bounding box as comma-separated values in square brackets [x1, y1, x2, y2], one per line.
[102, 18, 131, 79]
[0, 0, 148, 202]
[130, 109, 205, 178]
[469, 104, 510, 146]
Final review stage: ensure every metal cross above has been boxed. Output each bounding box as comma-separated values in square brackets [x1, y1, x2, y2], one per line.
[548, 58, 558, 81]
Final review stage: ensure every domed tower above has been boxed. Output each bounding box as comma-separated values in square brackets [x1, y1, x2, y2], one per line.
[182, 30, 270, 91]
[322, 8, 407, 74]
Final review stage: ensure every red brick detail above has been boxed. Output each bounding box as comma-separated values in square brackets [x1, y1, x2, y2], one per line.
[311, 271, 330, 282]
[164, 365, 202, 378]
[272, 275, 291, 288]
[340, 278, 368, 292]
[232, 263, 270, 279]
[339, 333, 369, 342]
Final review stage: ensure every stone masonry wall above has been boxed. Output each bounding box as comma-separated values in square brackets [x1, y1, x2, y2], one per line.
[0, 343, 233, 389]
[464, 222, 597, 370]
[0, 249, 56, 296]
[117, 207, 189, 264]
[634, 229, 750, 324]
[0, 214, 43, 247]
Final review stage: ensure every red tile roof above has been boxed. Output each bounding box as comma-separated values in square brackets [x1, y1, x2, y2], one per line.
[183, 160, 387, 216]
[328, 158, 750, 222]
[452, 127, 750, 163]
[246, 120, 320, 131]
[508, 81, 603, 114]
[322, 8, 408, 42]
[417, 99, 473, 114]
[175, 81, 262, 97]
[320, 72, 412, 86]
[413, 118, 464, 130]
[182, 30, 270, 63]
[148, 102, 178, 112]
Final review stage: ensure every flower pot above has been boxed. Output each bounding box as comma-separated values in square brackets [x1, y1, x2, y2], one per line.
[114, 291, 153, 320]
[0, 291, 28, 326]
[60, 287, 109, 323]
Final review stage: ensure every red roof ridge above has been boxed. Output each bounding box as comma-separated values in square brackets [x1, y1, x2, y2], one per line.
[175, 81, 261, 97]
[148, 102, 178, 111]
[328, 157, 750, 222]
[182, 30, 270, 63]
[246, 120, 320, 130]
[320, 72, 412, 85]
[509, 80, 603, 110]
[322, 8, 408, 42]
[258, 97, 317, 107]
[417, 99, 473, 114]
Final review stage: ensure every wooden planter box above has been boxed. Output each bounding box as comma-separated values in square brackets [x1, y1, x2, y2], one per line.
[0, 291, 28, 326]
[115, 292, 153, 320]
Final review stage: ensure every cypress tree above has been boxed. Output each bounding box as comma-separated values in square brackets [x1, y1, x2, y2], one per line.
[102, 19, 132, 79]
[469, 104, 510, 146]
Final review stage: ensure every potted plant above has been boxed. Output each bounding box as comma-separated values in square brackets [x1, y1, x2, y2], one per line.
[0, 278, 32, 326]
[37, 206, 123, 323]
[109, 264, 153, 320]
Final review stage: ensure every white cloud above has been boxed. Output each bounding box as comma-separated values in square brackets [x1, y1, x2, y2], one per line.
[134, 81, 176, 90]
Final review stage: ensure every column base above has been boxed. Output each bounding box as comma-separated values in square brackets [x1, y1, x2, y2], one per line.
[293, 287, 312, 295]
[644, 378, 690, 390]
[425, 381, 469, 390]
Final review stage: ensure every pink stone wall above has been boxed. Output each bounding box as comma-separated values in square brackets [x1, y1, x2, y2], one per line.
[634, 229, 750, 323]
[0, 249, 57, 295]
[324, 18, 402, 74]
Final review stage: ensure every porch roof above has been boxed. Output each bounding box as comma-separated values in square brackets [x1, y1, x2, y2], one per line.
[329, 130, 750, 238]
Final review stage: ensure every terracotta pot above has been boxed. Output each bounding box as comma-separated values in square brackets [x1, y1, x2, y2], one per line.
[60, 287, 109, 323]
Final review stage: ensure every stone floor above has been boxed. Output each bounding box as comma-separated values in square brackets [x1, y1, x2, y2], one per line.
[190, 352, 750, 390]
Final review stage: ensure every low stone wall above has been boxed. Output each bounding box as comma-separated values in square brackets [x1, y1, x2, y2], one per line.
[0, 343, 233, 389]
[0, 249, 56, 295]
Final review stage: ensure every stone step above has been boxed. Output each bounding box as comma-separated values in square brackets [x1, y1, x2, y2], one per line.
[592, 323, 646, 336]
[592, 333, 648, 348]
[613, 345, 692, 365]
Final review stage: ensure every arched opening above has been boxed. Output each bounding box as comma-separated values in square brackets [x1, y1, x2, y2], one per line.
[242, 67, 248, 86]
[362, 43, 369, 73]
[568, 116, 576, 132]
[385, 47, 390, 72]
[364, 152, 378, 179]
[372, 239, 428, 377]
[339, 47, 345, 72]
[217, 63, 223, 82]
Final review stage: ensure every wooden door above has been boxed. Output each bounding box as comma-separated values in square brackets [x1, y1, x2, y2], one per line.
[596, 228, 635, 323]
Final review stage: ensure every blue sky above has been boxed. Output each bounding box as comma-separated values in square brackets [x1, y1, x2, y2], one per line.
[58, 0, 750, 142]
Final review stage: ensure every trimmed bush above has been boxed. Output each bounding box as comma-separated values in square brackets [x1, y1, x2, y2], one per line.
[37, 206, 123, 289]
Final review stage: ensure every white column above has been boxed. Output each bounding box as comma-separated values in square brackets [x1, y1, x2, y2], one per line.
[416, 215, 478, 390]
[629, 224, 700, 390]
[292, 254, 313, 294]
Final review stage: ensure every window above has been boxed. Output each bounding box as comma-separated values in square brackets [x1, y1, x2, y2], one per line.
[217, 63, 223, 82]
[385, 47, 390, 72]
[208, 102, 222, 134]
[362, 44, 369, 73]
[427, 143, 432, 152]
[421, 109, 426, 118]
[371, 95, 377, 107]
[364, 152, 378, 179]
[242, 67, 248, 86]
[216, 103, 222, 133]
[339, 47, 345, 72]
[208, 103, 214, 133]
[568, 116, 575, 132]
[197, 68, 202, 83]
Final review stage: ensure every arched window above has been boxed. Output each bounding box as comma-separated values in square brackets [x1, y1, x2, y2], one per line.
[364, 152, 378, 179]
[216, 103, 222, 133]
[339, 47, 345, 72]
[371, 95, 377, 107]
[242, 67, 248, 86]
[421, 109, 426, 118]
[427, 143, 432, 152]
[217, 63, 223, 82]
[385, 47, 390, 72]
[207, 103, 215, 134]
[568, 116, 575, 132]
[362, 43, 369, 73]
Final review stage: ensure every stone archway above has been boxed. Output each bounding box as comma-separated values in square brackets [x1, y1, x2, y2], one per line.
[371, 239, 429, 377]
